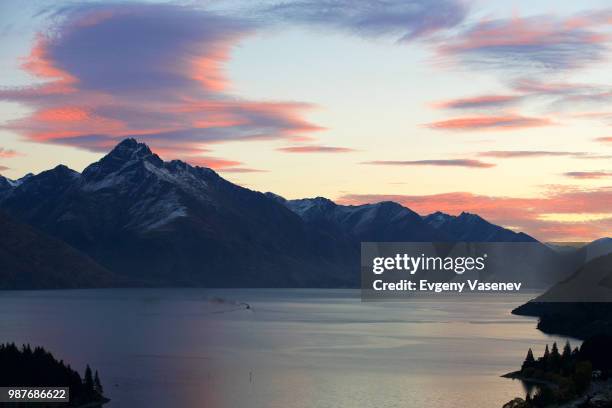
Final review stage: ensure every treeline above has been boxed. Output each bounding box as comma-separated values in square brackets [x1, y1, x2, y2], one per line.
[514, 335, 612, 407]
[0, 343, 106, 407]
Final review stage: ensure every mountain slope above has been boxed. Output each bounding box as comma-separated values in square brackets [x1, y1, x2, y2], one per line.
[423, 211, 536, 242]
[280, 196, 449, 242]
[0, 210, 120, 289]
[0, 139, 352, 287]
[513, 251, 612, 338]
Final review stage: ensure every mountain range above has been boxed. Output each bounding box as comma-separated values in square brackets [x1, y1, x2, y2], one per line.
[0, 138, 602, 289]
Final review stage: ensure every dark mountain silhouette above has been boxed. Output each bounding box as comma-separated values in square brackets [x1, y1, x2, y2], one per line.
[423, 211, 536, 242]
[514, 251, 612, 339]
[0, 139, 353, 287]
[274, 196, 449, 241]
[0, 210, 120, 289]
[0, 138, 579, 289]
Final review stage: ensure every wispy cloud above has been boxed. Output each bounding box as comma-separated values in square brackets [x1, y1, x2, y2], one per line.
[363, 159, 494, 168]
[218, 167, 267, 173]
[479, 151, 612, 159]
[426, 114, 552, 131]
[438, 12, 612, 71]
[260, 0, 468, 41]
[0, 3, 323, 170]
[432, 94, 522, 109]
[564, 171, 612, 179]
[183, 156, 242, 170]
[0, 148, 20, 158]
[0, 165, 9, 172]
[277, 145, 354, 153]
[595, 137, 612, 143]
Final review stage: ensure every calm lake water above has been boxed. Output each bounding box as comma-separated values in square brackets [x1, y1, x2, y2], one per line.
[0, 289, 576, 408]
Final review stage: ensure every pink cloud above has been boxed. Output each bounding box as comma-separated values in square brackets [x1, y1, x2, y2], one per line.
[0, 3, 324, 163]
[432, 94, 521, 109]
[564, 171, 612, 179]
[277, 145, 354, 153]
[438, 13, 611, 70]
[183, 156, 242, 170]
[479, 151, 612, 159]
[218, 168, 267, 173]
[0, 148, 20, 159]
[363, 159, 494, 168]
[426, 114, 552, 131]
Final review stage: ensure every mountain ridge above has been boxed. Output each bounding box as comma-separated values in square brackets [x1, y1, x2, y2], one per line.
[0, 138, 588, 289]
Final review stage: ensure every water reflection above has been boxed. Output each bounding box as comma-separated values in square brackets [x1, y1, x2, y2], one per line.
[0, 289, 575, 408]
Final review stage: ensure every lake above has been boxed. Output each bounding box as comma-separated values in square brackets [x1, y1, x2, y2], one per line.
[0, 289, 575, 408]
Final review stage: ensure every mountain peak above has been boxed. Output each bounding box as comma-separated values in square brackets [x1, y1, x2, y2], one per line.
[82, 138, 161, 182]
[108, 138, 153, 159]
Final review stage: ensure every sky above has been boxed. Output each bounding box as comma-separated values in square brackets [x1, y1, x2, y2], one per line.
[0, 0, 612, 241]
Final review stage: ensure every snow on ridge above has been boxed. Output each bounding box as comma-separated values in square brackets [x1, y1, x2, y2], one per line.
[125, 191, 188, 232]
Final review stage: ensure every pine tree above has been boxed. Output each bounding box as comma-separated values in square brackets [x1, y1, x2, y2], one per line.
[94, 370, 103, 394]
[541, 344, 550, 370]
[551, 342, 560, 358]
[550, 342, 561, 372]
[562, 341, 571, 361]
[543, 344, 550, 360]
[522, 348, 536, 370]
[84, 365, 94, 393]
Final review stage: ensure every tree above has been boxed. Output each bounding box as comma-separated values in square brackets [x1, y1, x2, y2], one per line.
[562, 341, 572, 361]
[522, 348, 536, 371]
[550, 342, 561, 372]
[84, 365, 94, 393]
[94, 370, 103, 394]
[541, 344, 550, 367]
[551, 342, 560, 357]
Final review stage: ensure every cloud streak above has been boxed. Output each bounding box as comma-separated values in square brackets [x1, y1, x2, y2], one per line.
[260, 0, 468, 41]
[564, 171, 612, 179]
[277, 145, 354, 153]
[438, 12, 612, 71]
[426, 114, 552, 131]
[0, 148, 20, 158]
[479, 151, 612, 159]
[363, 159, 494, 168]
[432, 94, 521, 109]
